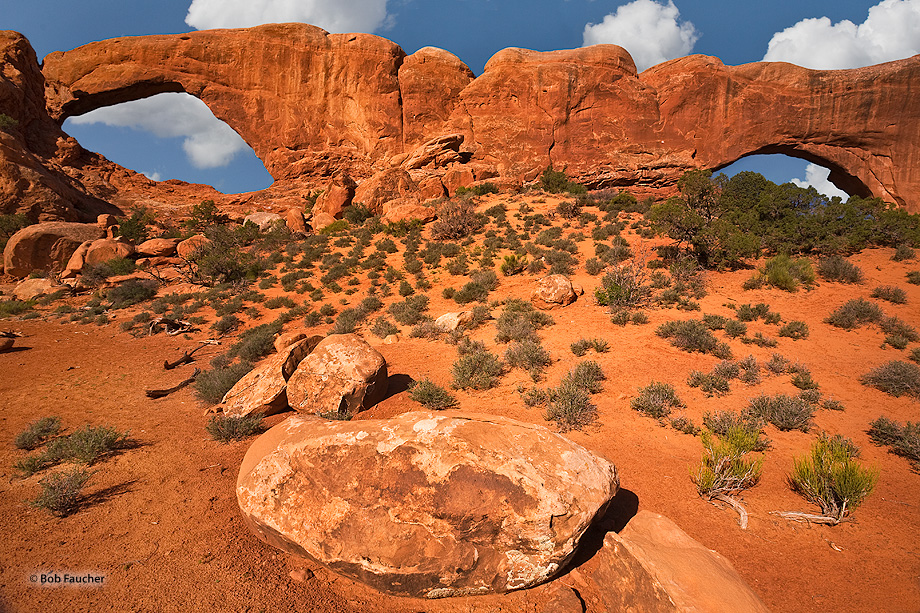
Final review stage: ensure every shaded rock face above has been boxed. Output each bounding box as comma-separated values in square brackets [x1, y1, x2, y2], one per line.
[237, 411, 619, 598]
[592, 511, 769, 613]
[1, 26, 918, 221]
[3, 221, 104, 277]
[286, 333, 388, 418]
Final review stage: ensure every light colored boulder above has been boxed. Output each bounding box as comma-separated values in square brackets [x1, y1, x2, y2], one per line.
[434, 311, 473, 332]
[591, 511, 770, 613]
[237, 411, 619, 598]
[82, 238, 134, 266]
[176, 234, 211, 259]
[244, 212, 284, 231]
[286, 333, 388, 418]
[3, 222, 104, 278]
[310, 212, 336, 233]
[222, 337, 321, 418]
[273, 330, 316, 353]
[13, 277, 66, 301]
[383, 334, 400, 344]
[381, 198, 436, 225]
[531, 274, 577, 310]
[285, 208, 307, 234]
[136, 238, 180, 257]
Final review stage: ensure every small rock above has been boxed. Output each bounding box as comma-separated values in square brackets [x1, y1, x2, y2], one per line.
[289, 568, 314, 583]
[383, 334, 400, 344]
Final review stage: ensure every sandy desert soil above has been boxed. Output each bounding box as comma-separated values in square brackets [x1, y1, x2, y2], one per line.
[1, 194, 919, 612]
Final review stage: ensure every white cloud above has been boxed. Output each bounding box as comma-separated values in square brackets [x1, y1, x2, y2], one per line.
[582, 0, 699, 72]
[791, 164, 849, 199]
[142, 171, 163, 181]
[185, 0, 390, 33]
[763, 0, 920, 69]
[69, 93, 249, 169]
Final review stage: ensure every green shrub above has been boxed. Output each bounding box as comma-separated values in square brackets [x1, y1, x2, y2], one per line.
[500, 253, 528, 276]
[115, 207, 155, 243]
[910, 347, 920, 364]
[0, 213, 30, 252]
[778, 321, 809, 340]
[741, 332, 777, 348]
[544, 380, 595, 431]
[183, 199, 229, 232]
[747, 255, 816, 292]
[370, 316, 399, 338]
[691, 429, 763, 499]
[451, 348, 504, 390]
[631, 382, 684, 419]
[908, 271, 920, 285]
[867, 416, 920, 470]
[331, 307, 366, 335]
[670, 416, 700, 435]
[871, 285, 907, 304]
[723, 319, 747, 338]
[195, 362, 254, 404]
[861, 360, 920, 399]
[735, 303, 772, 322]
[745, 394, 815, 432]
[540, 166, 586, 195]
[14, 417, 61, 450]
[32, 467, 92, 517]
[264, 296, 296, 309]
[504, 340, 552, 381]
[817, 255, 864, 284]
[893, 244, 916, 261]
[702, 411, 769, 452]
[0, 299, 35, 318]
[409, 379, 459, 410]
[60, 425, 130, 464]
[206, 413, 264, 442]
[824, 298, 884, 329]
[585, 258, 605, 276]
[595, 260, 651, 310]
[656, 319, 732, 358]
[765, 353, 790, 375]
[788, 434, 877, 523]
[388, 295, 429, 325]
[494, 299, 553, 343]
[879, 316, 919, 342]
[212, 314, 241, 335]
[228, 324, 279, 362]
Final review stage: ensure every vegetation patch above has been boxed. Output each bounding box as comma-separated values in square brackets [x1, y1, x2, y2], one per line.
[817, 255, 864, 284]
[409, 379, 459, 410]
[868, 416, 920, 471]
[861, 360, 920, 399]
[31, 467, 92, 517]
[656, 319, 732, 358]
[206, 413, 264, 442]
[631, 382, 684, 420]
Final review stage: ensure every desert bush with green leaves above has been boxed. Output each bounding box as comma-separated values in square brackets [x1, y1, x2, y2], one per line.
[817, 255, 864, 284]
[31, 467, 92, 517]
[861, 361, 920, 399]
[409, 379, 459, 410]
[868, 416, 920, 470]
[15, 417, 62, 450]
[656, 319, 732, 358]
[206, 413, 264, 442]
[631, 382, 684, 419]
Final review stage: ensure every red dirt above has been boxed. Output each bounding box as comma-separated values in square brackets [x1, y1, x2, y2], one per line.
[1, 195, 919, 612]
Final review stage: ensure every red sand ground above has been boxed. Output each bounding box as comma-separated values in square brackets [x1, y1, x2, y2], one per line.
[1, 198, 919, 612]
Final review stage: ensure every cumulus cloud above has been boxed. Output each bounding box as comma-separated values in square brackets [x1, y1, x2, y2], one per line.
[69, 93, 250, 169]
[791, 164, 849, 199]
[185, 0, 390, 33]
[582, 0, 698, 72]
[763, 0, 920, 69]
[142, 171, 163, 181]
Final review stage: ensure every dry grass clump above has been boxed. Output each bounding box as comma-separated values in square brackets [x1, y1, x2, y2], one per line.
[817, 255, 864, 284]
[745, 394, 815, 433]
[868, 416, 920, 470]
[206, 413, 264, 442]
[451, 347, 504, 390]
[541, 361, 606, 432]
[31, 467, 92, 517]
[409, 379, 459, 410]
[824, 298, 884, 329]
[702, 411, 770, 451]
[656, 319, 732, 359]
[861, 360, 920, 399]
[871, 285, 907, 304]
[430, 199, 482, 240]
[14, 417, 61, 450]
[631, 382, 685, 419]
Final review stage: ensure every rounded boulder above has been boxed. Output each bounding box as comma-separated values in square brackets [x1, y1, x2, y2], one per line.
[531, 274, 577, 309]
[237, 411, 619, 598]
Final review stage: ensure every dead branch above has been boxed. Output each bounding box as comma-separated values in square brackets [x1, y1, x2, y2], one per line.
[163, 340, 220, 370]
[771, 511, 842, 525]
[712, 493, 749, 529]
[148, 317, 195, 336]
[145, 368, 200, 399]
[1, 329, 24, 338]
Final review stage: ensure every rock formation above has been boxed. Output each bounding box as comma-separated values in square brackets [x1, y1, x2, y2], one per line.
[531, 274, 578, 310]
[1, 23, 918, 226]
[236, 411, 619, 598]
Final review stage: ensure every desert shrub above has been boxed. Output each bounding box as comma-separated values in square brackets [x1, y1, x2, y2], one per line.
[32, 467, 92, 517]
[723, 319, 747, 338]
[544, 380, 595, 431]
[691, 429, 763, 499]
[388, 295, 429, 325]
[631, 382, 684, 419]
[106, 280, 157, 309]
[702, 314, 729, 330]
[211, 314, 241, 335]
[817, 255, 864, 284]
[735, 303, 772, 322]
[789, 364, 819, 390]
[228, 324, 279, 362]
[702, 411, 769, 451]
[206, 413, 264, 442]
[747, 255, 816, 292]
[409, 379, 459, 410]
[63, 425, 131, 464]
[861, 360, 920, 399]
[431, 199, 482, 240]
[0, 212, 30, 252]
[115, 207, 155, 243]
[504, 340, 552, 380]
[494, 299, 553, 343]
[183, 199, 229, 232]
[15, 417, 62, 450]
[893, 244, 916, 261]
[264, 296, 296, 310]
[398, 280, 415, 297]
[765, 353, 790, 375]
[778, 321, 809, 340]
[186, 225, 265, 285]
[563, 361, 606, 394]
[746, 394, 815, 432]
[910, 347, 920, 364]
[868, 416, 920, 470]
[370, 316, 399, 338]
[670, 416, 700, 435]
[656, 319, 732, 358]
[879, 316, 919, 342]
[555, 199, 582, 219]
[331, 307, 366, 335]
[343, 203, 374, 226]
[908, 271, 920, 285]
[451, 348, 504, 390]
[585, 258, 605, 276]
[571, 339, 592, 356]
[540, 166, 586, 195]
[500, 253, 528, 276]
[688, 371, 730, 396]
[195, 362, 254, 404]
[741, 332, 778, 348]
[871, 285, 907, 304]
[594, 260, 651, 310]
[788, 434, 878, 523]
[824, 298, 883, 329]
[408, 319, 442, 340]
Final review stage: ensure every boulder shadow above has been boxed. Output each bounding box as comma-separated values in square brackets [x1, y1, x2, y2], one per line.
[0, 346, 31, 353]
[382, 374, 414, 401]
[561, 487, 639, 572]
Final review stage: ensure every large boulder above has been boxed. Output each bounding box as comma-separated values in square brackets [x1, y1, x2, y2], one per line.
[82, 238, 134, 266]
[221, 336, 322, 418]
[13, 277, 67, 300]
[236, 411, 619, 598]
[2, 222, 105, 278]
[286, 333, 387, 418]
[244, 211, 284, 231]
[176, 234, 211, 259]
[531, 274, 577, 309]
[135, 237, 180, 257]
[591, 511, 770, 613]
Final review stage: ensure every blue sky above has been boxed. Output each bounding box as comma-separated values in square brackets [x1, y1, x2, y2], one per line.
[7, 0, 920, 196]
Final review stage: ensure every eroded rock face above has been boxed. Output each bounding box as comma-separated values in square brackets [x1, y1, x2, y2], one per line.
[592, 511, 769, 613]
[286, 333, 388, 418]
[236, 411, 619, 597]
[3, 222, 104, 277]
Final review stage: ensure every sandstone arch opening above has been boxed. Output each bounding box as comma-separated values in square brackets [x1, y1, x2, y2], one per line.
[715, 150, 870, 201]
[62, 92, 273, 195]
